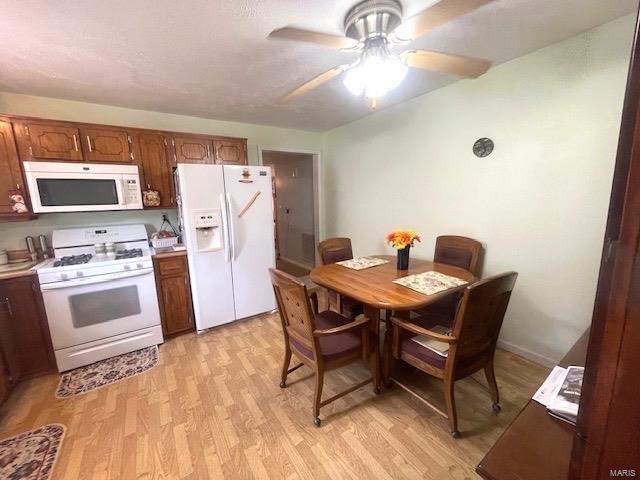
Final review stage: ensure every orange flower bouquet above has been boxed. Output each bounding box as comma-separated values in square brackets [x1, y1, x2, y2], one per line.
[386, 229, 421, 270]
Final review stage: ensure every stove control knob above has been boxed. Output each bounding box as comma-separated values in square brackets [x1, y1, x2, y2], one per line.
[60, 273, 68, 281]
[76, 271, 84, 278]
[136, 263, 143, 269]
[124, 264, 131, 271]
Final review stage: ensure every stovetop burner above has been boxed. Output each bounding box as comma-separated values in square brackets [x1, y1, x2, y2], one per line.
[53, 254, 93, 267]
[115, 248, 144, 260]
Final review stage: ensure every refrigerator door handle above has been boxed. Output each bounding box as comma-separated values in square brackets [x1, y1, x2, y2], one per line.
[220, 193, 231, 263]
[226, 193, 236, 261]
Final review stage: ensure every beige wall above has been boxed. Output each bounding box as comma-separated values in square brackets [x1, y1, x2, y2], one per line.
[0, 93, 323, 250]
[322, 15, 635, 365]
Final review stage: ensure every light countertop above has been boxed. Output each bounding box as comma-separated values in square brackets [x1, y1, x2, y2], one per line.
[0, 261, 38, 281]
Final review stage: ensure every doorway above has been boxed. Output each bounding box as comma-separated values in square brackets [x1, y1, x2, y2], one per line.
[261, 150, 317, 278]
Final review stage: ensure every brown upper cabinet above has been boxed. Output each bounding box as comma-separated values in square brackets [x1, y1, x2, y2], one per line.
[172, 135, 214, 165]
[213, 137, 248, 165]
[0, 119, 31, 218]
[14, 120, 84, 161]
[135, 132, 175, 208]
[81, 127, 133, 163]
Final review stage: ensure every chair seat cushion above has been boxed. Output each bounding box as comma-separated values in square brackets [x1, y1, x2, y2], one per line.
[290, 310, 362, 362]
[400, 314, 452, 369]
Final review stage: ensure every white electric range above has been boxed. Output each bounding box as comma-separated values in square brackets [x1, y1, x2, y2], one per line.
[36, 224, 163, 372]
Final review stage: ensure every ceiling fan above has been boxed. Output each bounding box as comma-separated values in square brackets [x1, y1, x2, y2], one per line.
[268, 0, 494, 104]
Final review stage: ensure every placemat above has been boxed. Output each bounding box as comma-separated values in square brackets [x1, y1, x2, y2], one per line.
[393, 271, 468, 295]
[336, 256, 389, 270]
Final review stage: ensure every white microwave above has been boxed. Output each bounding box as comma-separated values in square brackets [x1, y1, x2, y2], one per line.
[23, 161, 143, 213]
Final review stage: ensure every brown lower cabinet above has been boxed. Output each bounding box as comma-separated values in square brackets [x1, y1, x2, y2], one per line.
[0, 275, 56, 406]
[153, 254, 195, 336]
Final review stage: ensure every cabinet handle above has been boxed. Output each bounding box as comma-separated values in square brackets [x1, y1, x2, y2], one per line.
[207, 144, 211, 159]
[2, 298, 12, 317]
[86, 135, 93, 152]
[72, 134, 79, 151]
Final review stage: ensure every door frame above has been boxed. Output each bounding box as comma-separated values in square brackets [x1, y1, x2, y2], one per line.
[257, 146, 323, 267]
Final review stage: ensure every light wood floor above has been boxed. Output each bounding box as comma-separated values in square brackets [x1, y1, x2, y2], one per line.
[0, 313, 547, 479]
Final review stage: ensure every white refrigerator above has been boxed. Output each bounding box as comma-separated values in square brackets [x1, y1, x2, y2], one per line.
[176, 164, 276, 330]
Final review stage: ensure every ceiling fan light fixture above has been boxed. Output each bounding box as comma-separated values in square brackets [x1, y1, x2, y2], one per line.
[343, 40, 408, 99]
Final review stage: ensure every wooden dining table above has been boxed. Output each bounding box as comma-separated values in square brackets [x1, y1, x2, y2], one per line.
[310, 255, 476, 390]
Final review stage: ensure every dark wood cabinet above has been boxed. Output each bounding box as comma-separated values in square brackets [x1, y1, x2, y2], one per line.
[0, 119, 32, 220]
[14, 120, 83, 161]
[136, 132, 175, 208]
[153, 254, 194, 337]
[172, 135, 214, 165]
[81, 127, 133, 163]
[0, 275, 56, 383]
[0, 113, 249, 219]
[214, 137, 248, 165]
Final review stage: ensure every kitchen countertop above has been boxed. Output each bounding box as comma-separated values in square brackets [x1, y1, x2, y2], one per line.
[151, 246, 187, 259]
[0, 261, 38, 281]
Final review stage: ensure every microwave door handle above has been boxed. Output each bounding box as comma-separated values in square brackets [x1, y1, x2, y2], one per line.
[220, 193, 231, 262]
[40, 269, 153, 290]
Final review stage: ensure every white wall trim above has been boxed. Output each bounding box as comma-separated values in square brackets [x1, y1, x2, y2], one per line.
[497, 339, 557, 368]
[257, 146, 323, 266]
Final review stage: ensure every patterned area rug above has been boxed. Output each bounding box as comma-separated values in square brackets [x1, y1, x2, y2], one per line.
[55, 346, 159, 398]
[0, 424, 65, 480]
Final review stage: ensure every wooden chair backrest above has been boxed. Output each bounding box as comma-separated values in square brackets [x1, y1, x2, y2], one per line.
[317, 237, 353, 265]
[269, 268, 316, 352]
[434, 235, 483, 277]
[451, 272, 518, 363]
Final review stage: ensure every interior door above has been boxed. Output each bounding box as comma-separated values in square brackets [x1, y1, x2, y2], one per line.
[224, 165, 276, 319]
[81, 127, 132, 163]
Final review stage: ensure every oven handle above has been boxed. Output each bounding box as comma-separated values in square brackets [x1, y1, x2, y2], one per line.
[40, 268, 153, 290]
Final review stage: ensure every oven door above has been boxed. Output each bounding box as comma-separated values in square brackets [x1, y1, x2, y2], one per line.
[40, 269, 161, 350]
[25, 171, 131, 213]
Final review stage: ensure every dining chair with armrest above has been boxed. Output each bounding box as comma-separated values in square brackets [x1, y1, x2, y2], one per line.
[317, 237, 364, 319]
[414, 235, 484, 325]
[385, 271, 518, 437]
[270, 267, 375, 427]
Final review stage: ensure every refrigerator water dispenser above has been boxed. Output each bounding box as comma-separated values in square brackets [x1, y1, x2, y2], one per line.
[192, 209, 223, 252]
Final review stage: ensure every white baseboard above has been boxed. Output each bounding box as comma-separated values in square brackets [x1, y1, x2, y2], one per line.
[497, 339, 557, 368]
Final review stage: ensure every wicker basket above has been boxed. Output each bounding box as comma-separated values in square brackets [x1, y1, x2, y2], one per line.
[151, 236, 179, 249]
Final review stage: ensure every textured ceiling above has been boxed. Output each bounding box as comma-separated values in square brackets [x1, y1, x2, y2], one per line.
[0, 0, 636, 131]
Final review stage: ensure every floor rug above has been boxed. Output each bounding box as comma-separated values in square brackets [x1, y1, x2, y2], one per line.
[55, 346, 159, 398]
[0, 424, 65, 480]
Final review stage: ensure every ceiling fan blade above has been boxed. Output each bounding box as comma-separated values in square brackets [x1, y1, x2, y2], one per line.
[394, 0, 494, 41]
[281, 65, 349, 102]
[402, 49, 491, 78]
[268, 27, 357, 50]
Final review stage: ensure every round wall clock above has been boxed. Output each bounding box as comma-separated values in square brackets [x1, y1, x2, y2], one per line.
[473, 138, 494, 158]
